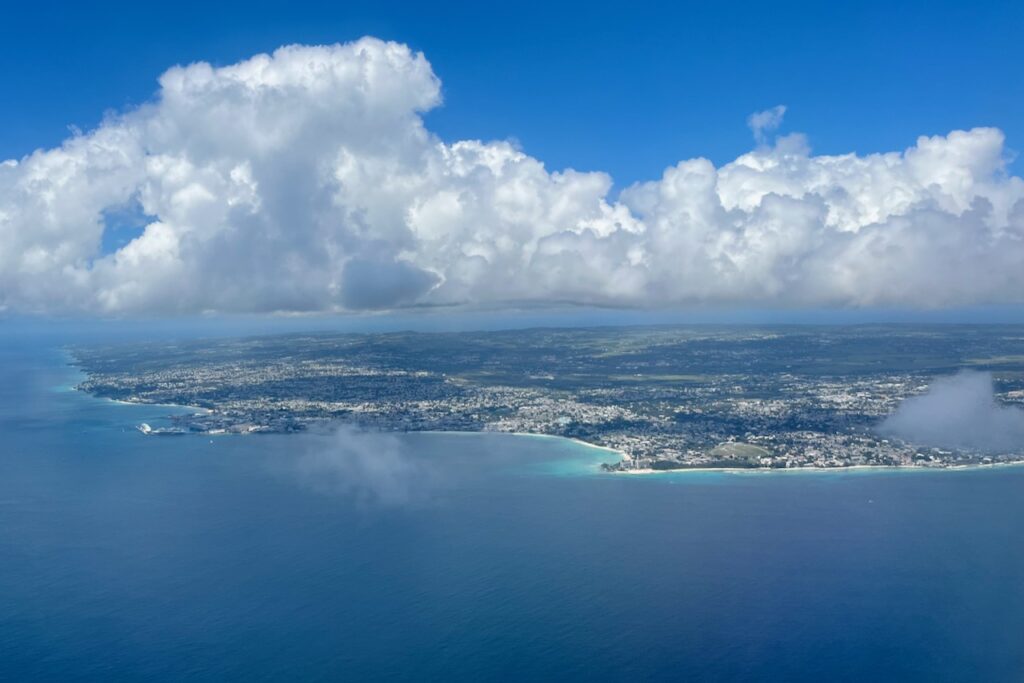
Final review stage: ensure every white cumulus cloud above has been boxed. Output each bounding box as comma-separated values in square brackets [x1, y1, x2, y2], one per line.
[747, 104, 787, 144]
[2, 37, 1024, 315]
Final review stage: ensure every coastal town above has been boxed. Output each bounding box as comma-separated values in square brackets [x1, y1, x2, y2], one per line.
[72, 325, 1024, 471]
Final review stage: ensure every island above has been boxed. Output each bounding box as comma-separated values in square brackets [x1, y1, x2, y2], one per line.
[71, 325, 1024, 471]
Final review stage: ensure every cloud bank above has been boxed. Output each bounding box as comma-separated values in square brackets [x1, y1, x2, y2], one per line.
[2, 37, 1024, 315]
[879, 371, 1024, 453]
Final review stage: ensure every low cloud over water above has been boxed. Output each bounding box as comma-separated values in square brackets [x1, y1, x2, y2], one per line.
[293, 425, 442, 507]
[879, 371, 1024, 453]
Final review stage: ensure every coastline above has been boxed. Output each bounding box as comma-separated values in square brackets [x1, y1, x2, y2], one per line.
[491, 431, 628, 459]
[61, 350, 210, 416]
[405, 430, 1024, 476]
[616, 460, 1024, 476]
[414, 429, 629, 461]
[98, 395, 213, 414]
[62, 354, 1024, 478]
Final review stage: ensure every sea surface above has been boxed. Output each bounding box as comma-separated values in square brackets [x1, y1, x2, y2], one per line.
[1, 339, 1023, 681]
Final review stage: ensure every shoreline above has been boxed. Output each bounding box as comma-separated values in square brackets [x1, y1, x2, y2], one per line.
[61, 358, 211, 417]
[62, 358, 1024, 478]
[63, 352, 211, 415]
[489, 431, 628, 459]
[72, 387, 212, 415]
[386, 429, 1024, 476]
[99, 395, 213, 414]
[412, 429, 629, 459]
[616, 460, 1024, 476]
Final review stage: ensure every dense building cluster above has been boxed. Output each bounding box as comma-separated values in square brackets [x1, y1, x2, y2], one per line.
[74, 326, 1024, 470]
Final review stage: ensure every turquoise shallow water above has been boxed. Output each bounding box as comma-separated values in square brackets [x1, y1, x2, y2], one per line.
[1, 340, 1023, 681]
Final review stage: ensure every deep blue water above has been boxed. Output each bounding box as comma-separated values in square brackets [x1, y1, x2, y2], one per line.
[1, 342, 1023, 682]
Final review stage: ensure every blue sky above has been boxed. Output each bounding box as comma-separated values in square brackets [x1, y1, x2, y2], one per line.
[2, 0, 1021, 185]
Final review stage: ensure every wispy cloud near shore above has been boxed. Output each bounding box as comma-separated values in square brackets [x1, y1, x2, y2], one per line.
[292, 425, 443, 507]
[879, 371, 1024, 453]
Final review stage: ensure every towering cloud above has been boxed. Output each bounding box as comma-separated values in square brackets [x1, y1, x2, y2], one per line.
[2, 38, 1023, 315]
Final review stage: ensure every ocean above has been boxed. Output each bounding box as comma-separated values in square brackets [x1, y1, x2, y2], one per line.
[1, 340, 1022, 681]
